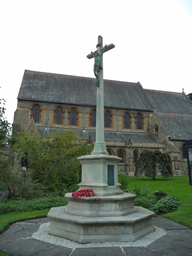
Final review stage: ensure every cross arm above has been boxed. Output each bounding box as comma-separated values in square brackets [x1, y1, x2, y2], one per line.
[86, 43, 115, 59]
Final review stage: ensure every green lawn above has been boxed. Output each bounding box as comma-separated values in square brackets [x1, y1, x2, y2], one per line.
[0, 209, 49, 233]
[0, 209, 50, 256]
[128, 176, 192, 229]
[0, 176, 191, 244]
[0, 252, 10, 256]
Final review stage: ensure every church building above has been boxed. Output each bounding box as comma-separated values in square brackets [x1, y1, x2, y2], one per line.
[14, 70, 192, 176]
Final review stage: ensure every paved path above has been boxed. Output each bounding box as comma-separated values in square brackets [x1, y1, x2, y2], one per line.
[0, 216, 191, 256]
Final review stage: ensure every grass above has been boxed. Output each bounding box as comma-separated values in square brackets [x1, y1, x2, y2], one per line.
[0, 209, 50, 256]
[0, 176, 191, 256]
[0, 209, 49, 233]
[0, 252, 10, 256]
[128, 176, 192, 229]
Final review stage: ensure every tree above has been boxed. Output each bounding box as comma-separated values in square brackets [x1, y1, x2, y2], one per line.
[134, 151, 173, 180]
[11, 129, 93, 191]
[0, 98, 10, 149]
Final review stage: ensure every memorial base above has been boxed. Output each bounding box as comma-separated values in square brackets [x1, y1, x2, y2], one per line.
[47, 193, 155, 243]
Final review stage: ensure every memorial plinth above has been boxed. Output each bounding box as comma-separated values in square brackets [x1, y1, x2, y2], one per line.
[47, 35, 155, 243]
[77, 154, 123, 196]
[48, 204, 154, 243]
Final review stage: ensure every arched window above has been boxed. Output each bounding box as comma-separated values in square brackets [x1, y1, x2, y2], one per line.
[136, 113, 142, 130]
[154, 125, 158, 133]
[183, 143, 187, 158]
[133, 150, 139, 163]
[118, 150, 124, 163]
[55, 107, 63, 124]
[124, 112, 130, 129]
[107, 149, 112, 155]
[70, 108, 77, 125]
[91, 109, 96, 127]
[105, 110, 111, 128]
[33, 104, 40, 123]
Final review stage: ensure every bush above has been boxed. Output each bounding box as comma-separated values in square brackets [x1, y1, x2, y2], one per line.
[134, 197, 159, 213]
[129, 185, 151, 198]
[66, 184, 79, 193]
[129, 185, 179, 214]
[118, 174, 129, 191]
[154, 190, 167, 201]
[11, 129, 93, 190]
[156, 195, 179, 213]
[0, 196, 68, 214]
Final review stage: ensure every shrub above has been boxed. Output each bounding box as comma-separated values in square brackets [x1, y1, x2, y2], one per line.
[11, 129, 93, 190]
[0, 196, 68, 214]
[154, 190, 167, 201]
[130, 185, 179, 214]
[129, 185, 151, 198]
[156, 195, 179, 213]
[134, 197, 159, 213]
[118, 174, 129, 191]
[67, 184, 79, 193]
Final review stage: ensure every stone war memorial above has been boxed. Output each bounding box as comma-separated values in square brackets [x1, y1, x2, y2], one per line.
[47, 36, 155, 243]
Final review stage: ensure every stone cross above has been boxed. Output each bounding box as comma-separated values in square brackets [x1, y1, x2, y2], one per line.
[87, 35, 115, 155]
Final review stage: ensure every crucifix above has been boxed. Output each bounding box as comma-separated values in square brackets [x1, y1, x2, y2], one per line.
[87, 35, 115, 155]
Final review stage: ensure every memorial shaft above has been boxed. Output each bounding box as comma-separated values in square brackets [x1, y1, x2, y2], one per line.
[87, 35, 115, 155]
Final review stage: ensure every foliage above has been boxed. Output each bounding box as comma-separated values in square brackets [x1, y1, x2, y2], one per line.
[0, 196, 68, 214]
[135, 151, 173, 180]
[0, 98, 10, 149]
[0, 150, 43, 199]
[128, 176, 192, 229]
[156, 195, 179, 213]
[118, 173, 129, 191]
[129, 185, 151, 199]
[11, 129, 93, 191]
[154, 189, 167, 201]
[157, 153, 173, 178]
[128, 183, 178, 214]
[134, 197, 159, 213]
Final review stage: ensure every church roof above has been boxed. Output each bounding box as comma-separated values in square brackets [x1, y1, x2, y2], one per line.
[18, 70, 153, 111]
[37, 127, 161, 146]
[145, 90, 192, 141]
[158, 114, 192, 141]
[18, 70, 192, 142]
[144, 89, 192, 115]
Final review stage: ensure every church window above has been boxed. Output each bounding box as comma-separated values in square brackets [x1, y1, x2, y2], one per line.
[154, 125, 158, 135]
[91, 109, 96, 127]
[136, 113, 142, 130]
[105, 110, 111, 128]
[118, 150, 124, 163]
[133, 150, 139, 163]
[183, 143, 187, 158]
[21, 152, 28, 169]
[107, 148, 113, 155]
[70, 108, 77, 125]
[33, 104, 40, 123]
[55, 106, 63, 124]
[124, 112, 130, 129]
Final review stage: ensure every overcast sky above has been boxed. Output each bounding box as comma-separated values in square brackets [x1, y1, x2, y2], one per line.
[1, 0, 192, 125]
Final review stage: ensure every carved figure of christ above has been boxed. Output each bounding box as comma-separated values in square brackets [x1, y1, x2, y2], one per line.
[87, 35, 115, 154]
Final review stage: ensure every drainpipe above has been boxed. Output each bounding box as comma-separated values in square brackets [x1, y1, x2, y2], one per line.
[83, 105, 85, 130]
[45, 101, 49, 134]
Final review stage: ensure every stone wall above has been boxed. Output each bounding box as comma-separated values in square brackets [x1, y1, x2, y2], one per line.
[13, 100, 185, 176]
